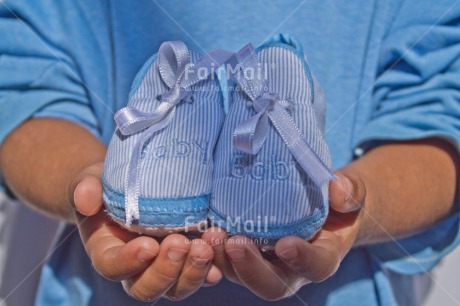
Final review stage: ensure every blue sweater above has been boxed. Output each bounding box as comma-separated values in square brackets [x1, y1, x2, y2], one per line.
[1, 0, 459, 305]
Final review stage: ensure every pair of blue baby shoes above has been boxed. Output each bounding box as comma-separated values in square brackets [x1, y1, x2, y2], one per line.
[103, 34, 335, 240]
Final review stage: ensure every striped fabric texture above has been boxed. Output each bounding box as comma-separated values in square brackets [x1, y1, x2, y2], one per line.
[210, 41, 332, 239]
[103, 49, 224, 227]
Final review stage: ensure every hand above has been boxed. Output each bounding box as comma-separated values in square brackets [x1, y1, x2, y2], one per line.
[202, 170, 365, 301]
[70, 162, 222, 302]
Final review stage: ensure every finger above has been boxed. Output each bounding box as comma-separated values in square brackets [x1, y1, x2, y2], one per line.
[225, 236, 290, 301]
[79, 211, 160, 281]
[165, 239, 213, 300]
[71, 162, 104, 216]
[203, 264, 223, 287]
[202, 227, 239, 283]
[74, 175, 103, 215]
[275, 233, 342, 283]
[124, 234, 190, 302]
[329, 172, 366, 213]
[93, 237, 160, 281]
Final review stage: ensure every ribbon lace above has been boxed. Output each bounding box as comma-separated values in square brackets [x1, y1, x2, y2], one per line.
[229, 44, 336, 188]
[114, 41, 233, 226]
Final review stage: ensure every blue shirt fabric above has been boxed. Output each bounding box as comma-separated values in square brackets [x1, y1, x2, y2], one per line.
[0, 0, 459, 305]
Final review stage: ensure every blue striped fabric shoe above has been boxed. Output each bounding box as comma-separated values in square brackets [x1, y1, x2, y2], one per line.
[102, 41, 232, 236]
[209, 35, 335, 240]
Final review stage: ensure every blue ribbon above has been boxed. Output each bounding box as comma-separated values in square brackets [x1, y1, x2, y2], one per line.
[229, 44, 336, 187]
[114, 41, 233, 226]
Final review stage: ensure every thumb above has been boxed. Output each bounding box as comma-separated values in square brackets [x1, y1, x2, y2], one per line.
[69, 162, 104, 216]
[329, 172, 366, 213]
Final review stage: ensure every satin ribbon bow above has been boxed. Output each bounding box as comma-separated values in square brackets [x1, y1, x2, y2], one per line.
[229, 44, 336, 187]
[114, 41, 233, 226]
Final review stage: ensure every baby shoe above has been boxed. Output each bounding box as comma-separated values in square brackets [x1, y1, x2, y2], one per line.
[209, 34, 335, 240]
[103, 41, 232, 236]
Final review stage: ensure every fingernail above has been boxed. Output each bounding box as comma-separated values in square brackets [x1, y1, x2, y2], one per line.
[168, 248, 188, 262]
[341, 176, 353, 203]
[226, 249, 246, 262]
[278, 247, 298, 261]
[137, 249, 156, 262]
[73, 189, 78, 208]
[191, 257, 212, 268]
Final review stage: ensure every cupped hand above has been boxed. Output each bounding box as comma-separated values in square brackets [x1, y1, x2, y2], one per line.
[202, 171, 365, 301]
[69, 162, 222, 302]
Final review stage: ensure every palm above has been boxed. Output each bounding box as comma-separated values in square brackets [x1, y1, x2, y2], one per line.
[72, 163, 221, 302]
[202, 172, 365, 301]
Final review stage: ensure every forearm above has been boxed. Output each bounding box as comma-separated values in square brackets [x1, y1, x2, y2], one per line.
[0, 118, 106, 221]
[349, 138, 459, 245]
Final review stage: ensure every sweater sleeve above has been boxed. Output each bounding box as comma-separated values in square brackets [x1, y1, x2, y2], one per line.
[354, 0, 460, 274]
[0, 1, 101, 192]
[0, 1, 100, 144]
